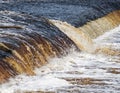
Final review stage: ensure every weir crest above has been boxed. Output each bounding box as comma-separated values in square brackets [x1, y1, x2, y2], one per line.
[0, 9, 120, 83]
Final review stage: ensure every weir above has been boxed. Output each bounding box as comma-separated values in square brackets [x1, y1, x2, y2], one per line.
[79, 10, 120, 39]
[0, 9, 120, 83]
[51, 10, 120, 52]
[50, 20, 94, 53]
[0, 1, 120, 84]
[0, 11, 78, 83]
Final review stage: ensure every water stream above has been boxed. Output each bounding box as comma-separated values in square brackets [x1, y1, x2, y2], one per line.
[0, 25, 120, 93]
[0, 1, 120, 93]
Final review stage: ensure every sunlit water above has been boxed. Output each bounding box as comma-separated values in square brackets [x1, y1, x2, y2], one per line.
[0, 25, 120, 93]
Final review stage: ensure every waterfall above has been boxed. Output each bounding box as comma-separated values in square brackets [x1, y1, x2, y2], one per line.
[0, 9, 120, 83]
[0, 11, 78, 83]
[50, 20, 94, 53]
[79, 10, 120, 39]
[50, 10, 120, 53]
[0, 1, 120, 87]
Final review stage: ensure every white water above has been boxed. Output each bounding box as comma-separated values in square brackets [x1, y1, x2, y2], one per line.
[0, 25, 120, 93]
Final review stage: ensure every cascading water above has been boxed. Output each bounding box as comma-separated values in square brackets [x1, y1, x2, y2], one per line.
[50, 20, 94, 52]
[0, 11, 78, 83]
[0, 0, 120, 93]
[0, 25, 120, 93]
[79, 10, 120, 39]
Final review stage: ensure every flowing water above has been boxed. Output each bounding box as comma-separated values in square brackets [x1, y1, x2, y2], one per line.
[0, 1, 120, 93]
[0, 24, 120, 93]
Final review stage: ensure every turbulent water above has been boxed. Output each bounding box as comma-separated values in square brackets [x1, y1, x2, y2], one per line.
[0, 25, 120, 93]
[0, 0, 120, 93]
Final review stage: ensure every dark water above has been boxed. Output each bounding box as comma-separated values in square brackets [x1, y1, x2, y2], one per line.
[0, 0, 120, 27]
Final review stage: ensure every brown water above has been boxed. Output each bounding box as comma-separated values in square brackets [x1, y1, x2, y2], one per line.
[0, 16, 120, 93]
[0, 4, 120, 93]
